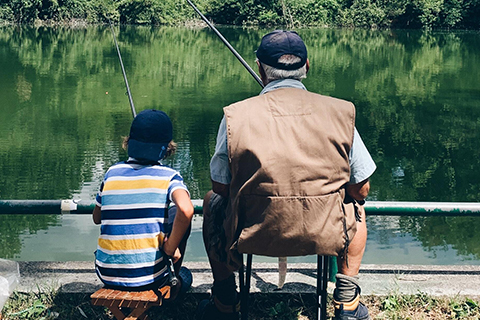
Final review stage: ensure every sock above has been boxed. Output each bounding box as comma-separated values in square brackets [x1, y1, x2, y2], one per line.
[212, 274, 237, 306]
[334, 273, 361, 308]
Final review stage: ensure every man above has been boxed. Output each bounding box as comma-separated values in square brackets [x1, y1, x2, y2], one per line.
[197, 30, 376, 320]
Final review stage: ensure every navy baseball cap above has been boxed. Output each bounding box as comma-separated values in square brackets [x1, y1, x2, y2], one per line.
[128, 109, 172, 162]
[256, 30, 307, 70]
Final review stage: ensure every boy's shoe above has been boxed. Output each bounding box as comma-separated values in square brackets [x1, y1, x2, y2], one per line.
[196, 296, 240, 320]
[334, 295, 371, 320]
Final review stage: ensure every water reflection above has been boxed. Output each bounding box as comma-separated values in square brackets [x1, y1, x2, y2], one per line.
[0, 26, 479, 264]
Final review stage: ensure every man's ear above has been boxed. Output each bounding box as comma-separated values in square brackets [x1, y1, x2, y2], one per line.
[257, 60, 268, 85]
[306, 58, 310, 74]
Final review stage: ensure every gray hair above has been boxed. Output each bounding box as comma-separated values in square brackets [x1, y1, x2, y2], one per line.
[258, 55, 307, 81]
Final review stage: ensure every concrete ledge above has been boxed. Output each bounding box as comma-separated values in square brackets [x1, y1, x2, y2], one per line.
[16, 261, 480, 298]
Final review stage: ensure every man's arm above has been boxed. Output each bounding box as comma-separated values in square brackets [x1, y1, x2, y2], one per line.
[210, 116, 232, 198]
[212, 180, 229, 198]
[346, 178, 370, 201]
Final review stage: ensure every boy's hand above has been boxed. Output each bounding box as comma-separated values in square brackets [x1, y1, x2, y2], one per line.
[163, 238, 182, 263]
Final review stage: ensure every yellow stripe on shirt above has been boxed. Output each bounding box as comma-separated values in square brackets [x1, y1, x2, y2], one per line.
[104, 179, 169, 191]
[98, 237, 160, 251]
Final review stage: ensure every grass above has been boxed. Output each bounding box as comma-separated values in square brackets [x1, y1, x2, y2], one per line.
[2, 290, 480, 320]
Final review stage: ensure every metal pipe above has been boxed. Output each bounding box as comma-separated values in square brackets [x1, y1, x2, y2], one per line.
[108, 18, 137, 118]
[1, 200, 480, 216]
[366, 201, 480, 216]
[186, 0, 264, 88]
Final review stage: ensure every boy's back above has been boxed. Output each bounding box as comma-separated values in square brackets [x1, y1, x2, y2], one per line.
[95, 161, 188, 288]
[92, 109, 194, 295]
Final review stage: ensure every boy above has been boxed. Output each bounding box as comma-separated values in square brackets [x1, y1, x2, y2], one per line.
[93, 109, 194, 300]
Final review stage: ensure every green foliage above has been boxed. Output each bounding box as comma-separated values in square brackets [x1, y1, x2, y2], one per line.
[205, 0, 282, 26]
[281, 0, 340, 27]
[117, 0, 199, 25]
[449, 298, 480, 318]
[8, 0, 42, 23]
[268, 301, 301, 319]
[89, 0, 119, 23]
[412, 0, 444, 29]
[204, 0, 244, 24]
[337, 0, 387, 28]
[441, 0, 464, 28]
[1, 0, 480, 28]
[0, 5, 14, 21]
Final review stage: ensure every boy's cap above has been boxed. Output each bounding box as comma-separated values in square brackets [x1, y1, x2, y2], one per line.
[256, 30, 307, 70]
[128, 109, 172, 162]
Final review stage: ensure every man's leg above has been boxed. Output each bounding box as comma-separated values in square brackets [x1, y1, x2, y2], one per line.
[196, 191, 239, 320]
[334, 207, 370, 320]
[203, 190, 235, 281]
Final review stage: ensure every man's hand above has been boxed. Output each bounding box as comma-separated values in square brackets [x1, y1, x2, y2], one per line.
[346, 179, 370, 201]
[92, 205, 101, 225]
[212, 180, 229, 198]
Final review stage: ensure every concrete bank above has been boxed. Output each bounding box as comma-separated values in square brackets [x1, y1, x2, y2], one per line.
[15, 261, 480, 298]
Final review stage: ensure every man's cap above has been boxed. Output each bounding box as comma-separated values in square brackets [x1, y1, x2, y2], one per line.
[128, 109, 172, 162]
[256, 30, 307, 70]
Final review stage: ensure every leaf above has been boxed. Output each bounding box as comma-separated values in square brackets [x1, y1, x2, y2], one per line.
[77, 306, 88, 318]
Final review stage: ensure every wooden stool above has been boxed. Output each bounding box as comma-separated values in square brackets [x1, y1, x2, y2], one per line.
[91, 286, 171, 320]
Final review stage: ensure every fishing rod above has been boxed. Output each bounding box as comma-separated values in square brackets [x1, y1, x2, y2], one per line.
[106, 19, 180, 287]
[107, 18, 137, 118]
[185, 0, 264, 88]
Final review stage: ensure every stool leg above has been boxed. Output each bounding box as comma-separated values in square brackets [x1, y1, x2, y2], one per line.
[317, 255, 329, 320]
[107, 305, 126, 320]
[125, 305, 152, 320]
[241, 254, 253, 320]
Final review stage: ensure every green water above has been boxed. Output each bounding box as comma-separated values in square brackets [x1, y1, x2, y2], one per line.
[0, 26, 479, 264]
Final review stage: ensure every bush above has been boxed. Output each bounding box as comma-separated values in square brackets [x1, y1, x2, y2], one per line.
[412, 0, 444, 29]
[0, 4, 14, 21]
[205, 0, 243, 24]
[9, 0, 42, 23]
[281, 0, 340, 27]
[337, 0, 387, 28]
[1, 0, 480, 28]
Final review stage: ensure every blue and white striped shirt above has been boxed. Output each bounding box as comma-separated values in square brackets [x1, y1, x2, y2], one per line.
[95, 161, 188, 288]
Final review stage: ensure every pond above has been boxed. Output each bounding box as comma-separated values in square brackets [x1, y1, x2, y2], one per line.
[0, 25, 479, 265]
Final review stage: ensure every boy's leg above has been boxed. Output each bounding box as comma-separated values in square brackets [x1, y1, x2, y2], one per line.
[196, 191, 239, 319]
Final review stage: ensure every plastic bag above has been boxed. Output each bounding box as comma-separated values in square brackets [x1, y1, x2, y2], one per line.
[0, 259, 20, 312]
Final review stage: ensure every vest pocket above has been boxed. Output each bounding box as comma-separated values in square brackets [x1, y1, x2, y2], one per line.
[235, 192, 356, 257]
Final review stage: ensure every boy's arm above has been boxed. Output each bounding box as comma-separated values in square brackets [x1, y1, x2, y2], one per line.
[92, 205, 101, 225]
[163, 189, 194, 258]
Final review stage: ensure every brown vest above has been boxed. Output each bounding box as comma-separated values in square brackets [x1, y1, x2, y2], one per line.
[223, 88, 358, 260]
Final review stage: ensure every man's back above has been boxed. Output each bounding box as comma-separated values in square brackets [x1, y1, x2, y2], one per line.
[223, 87, 357, 258]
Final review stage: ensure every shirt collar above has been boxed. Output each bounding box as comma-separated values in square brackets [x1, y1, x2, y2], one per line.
[259, 79, 307, 95]
[127, 157, 162, 165]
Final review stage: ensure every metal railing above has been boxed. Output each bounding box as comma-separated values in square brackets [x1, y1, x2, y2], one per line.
[0, 199, 479, 216]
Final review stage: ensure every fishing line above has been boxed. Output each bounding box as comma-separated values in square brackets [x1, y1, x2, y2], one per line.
[186, 0, 264, 88]
[107, 18, 137, 118]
